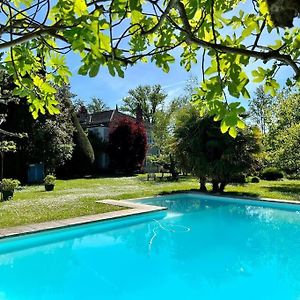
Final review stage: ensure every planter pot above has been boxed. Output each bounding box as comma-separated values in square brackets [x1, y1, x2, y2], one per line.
[45, 184, 55, 191]
[2, 190, 14, 201]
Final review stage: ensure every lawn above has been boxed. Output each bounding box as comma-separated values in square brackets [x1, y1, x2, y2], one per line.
[0, 175, 299, 228]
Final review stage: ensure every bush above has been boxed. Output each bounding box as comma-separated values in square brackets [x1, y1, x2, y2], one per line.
[261, 167, 284, 180]
[286, 173, 300, 180]
[230, 174, 247, 184]
[251, 176, 260, 183]
[0, 178, 20, 191]
[44, 174, 56, 185]
[109, 118, 147, 174]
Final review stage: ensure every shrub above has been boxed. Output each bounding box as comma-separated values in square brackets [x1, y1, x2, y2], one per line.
[44, 174, 56, 185]
[261, 167, 284, 180]
[174, 107, 262, 193]
[108, 118, 147, 174]
[286, 173, 300, 180]
[0, 178, 20, 191]
[230, 174, 247, 184]
[251, 176, 260, 183]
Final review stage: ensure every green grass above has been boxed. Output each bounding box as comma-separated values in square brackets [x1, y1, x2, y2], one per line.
[0, 175, 299, 228]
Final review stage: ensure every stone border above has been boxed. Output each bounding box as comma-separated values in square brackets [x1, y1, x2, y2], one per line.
[124, 191, 300, 206]
[0, 192, 299, 240]
[183, 191, 300, 206]
[0, 200, 166, 239]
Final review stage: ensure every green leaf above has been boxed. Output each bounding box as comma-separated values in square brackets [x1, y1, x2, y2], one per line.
[237, 119, 246, 129]
[89, 63, 100, 77]
[131, 10, 144, 24]
[221, 119, 229, 133]
[74, 0, 87, 16]
[229, 126, 237, 138]
[78, 64, 89, 76]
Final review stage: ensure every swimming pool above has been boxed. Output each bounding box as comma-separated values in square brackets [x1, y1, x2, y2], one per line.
[0, 193, 300, 299]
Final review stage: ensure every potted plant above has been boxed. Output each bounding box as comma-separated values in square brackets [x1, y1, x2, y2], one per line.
[1, 178, 20, 201]
[44, 174, 56, 191]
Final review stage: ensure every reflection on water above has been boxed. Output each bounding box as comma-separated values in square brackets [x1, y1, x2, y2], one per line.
[0, 194, 300, 299]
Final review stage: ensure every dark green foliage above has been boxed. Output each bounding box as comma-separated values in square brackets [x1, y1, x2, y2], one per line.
[71, 111, 95, 164]
[174, 107, 262, 192]
[261, 167, 284, 181]
[230, 174, 247, 184]
[64, 111, 95, 176]
[28, 85, 75, 173]
[0, 78, 75, 180]
[251, 176, 260, 183]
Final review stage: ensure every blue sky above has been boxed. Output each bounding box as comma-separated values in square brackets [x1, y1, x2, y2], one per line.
[67, 51, 197, 107]
[67, 49, 293, 110]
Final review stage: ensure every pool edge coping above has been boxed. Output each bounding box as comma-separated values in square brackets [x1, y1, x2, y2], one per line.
[125, 191, 300, 205]
[0, 192, 299, 240]
[0, 200, 167, 240]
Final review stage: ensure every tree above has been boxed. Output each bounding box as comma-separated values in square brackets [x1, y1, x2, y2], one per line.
[265, 90, 300, 175]
[174, 106, 262, 192]
[271, 124, 300, 176]
[1, 70, 95, 178]
[1, 83, 76, 176]
[248, 86, 274, 134]
[66, 110, 95, 175]
[0, 141, 17, 180]
[150, 77, 197, 175]
[73, 99, 86, 113]
[108, 118, 147, 174]
[121, 85, 167, 124]
[1, 1, 300, 135]
[28, 85, 76, 173]
[87, 97, 109, 113]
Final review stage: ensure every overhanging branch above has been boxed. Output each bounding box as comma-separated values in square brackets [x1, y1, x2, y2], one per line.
[175, 0, 300, 79]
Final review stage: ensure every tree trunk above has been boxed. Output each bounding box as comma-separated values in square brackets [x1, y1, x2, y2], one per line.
[219, 181, 226, 192]
[0, 152, 3, 181]
[199, 177, 207, 192]
[212, 180, 219, 193]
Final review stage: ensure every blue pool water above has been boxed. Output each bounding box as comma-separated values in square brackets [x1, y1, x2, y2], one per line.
[1, 193, 300, 299]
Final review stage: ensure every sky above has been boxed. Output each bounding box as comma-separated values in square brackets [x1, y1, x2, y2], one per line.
[67, 51, 199, 107]
[67, 50, 293, 110]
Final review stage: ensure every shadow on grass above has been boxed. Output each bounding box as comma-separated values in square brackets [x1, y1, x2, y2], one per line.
[264, 183, 300, 196]
[158, 189, 260, 199]
[138, 174, 195, 182]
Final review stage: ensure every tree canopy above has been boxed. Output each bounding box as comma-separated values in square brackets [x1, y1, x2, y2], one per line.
[120, 85, 167, 124]
[265, 90, 300, 175]
[1, 0, 300, 135]
[87, 97, 109, 113]
[248, 85, 274, 134]
[174, 106, 262, 192]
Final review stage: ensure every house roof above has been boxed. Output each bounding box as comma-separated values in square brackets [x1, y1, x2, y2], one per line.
[79, 109, 139, 128]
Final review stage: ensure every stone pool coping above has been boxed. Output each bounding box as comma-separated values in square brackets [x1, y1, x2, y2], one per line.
[124, 191, 300, 206]
[0, 192, 299, 240]
[0, 200, 166, 239]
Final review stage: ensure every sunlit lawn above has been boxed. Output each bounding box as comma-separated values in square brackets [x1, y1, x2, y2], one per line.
[0, 175, 299, 228]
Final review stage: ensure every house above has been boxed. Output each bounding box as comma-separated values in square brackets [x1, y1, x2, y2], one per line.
[78, 106, 157, 171]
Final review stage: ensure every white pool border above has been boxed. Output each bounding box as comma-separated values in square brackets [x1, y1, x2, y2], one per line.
[0, 200, 166, 239]
[0, 192, 299, 239]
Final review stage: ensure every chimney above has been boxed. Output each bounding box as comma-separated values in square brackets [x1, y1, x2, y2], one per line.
[115, 104, 119, 111]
